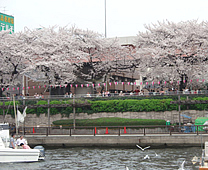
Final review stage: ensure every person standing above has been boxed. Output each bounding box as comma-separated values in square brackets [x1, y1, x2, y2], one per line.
[86, 92, 91, 97]
[64, 92, 69, 98]
[134, 87, 140, 95]
[16, 135, 27, 146]
[9, 134, 16, 149]
[69, 92, 73, 98]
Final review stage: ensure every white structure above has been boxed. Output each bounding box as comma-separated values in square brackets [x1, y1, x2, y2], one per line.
[115, 36, 136, 46]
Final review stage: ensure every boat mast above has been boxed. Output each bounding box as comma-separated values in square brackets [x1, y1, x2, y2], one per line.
[13, 94, 18, 135]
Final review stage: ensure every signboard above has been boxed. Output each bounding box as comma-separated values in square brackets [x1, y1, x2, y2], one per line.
[0, 12, 14, 33]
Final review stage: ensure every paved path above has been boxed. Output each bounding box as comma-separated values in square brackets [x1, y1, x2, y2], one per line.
[25, 133, 208, 147]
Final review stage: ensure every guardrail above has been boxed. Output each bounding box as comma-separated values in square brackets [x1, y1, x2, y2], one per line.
[2, 90, 208, 101]
[13, 125, 208, 136]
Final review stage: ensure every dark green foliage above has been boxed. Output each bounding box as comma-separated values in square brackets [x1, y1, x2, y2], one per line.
[36, 100, 47, 115]
[1, 96, 208, 116]
[89, 95, 179, 101]
[61, 107, 73, 116]
[90, 99, 178, 112]
[49, 100, 61, 115]
[0, 101, 20, 117]
[52, 117, 166, 126]
[189, 97, 208, 110]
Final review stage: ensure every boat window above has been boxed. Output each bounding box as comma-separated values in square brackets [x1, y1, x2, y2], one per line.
[0, 125, 9, 130]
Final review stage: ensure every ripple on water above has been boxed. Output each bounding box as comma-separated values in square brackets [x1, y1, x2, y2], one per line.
[0, 146, 202, 170]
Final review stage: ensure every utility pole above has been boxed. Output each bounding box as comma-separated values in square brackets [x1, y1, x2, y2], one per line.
[13, 94, 18, 135]
[73, 95, 76, 130]
[178, 95, 181, 130]
[47, 98, 50, 135]
[104, 0, 107, 38]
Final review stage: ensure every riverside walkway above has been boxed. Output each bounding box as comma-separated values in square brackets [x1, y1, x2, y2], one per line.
[26, 133, 208, 148]
[5, 91, 208, 147]
[19, 125, 208, 147]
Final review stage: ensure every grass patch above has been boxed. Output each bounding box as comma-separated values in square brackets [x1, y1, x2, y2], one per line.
[52, 117, 166, 126]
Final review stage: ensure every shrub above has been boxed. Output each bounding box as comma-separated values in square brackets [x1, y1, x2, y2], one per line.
[36, 100, 48, 115]
[3, 96, 208, 116]
[90, 99, 178, 113]
[52, 117, 166, 126]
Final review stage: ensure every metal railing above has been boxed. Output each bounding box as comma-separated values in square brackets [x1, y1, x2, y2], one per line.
[13, 125, 208, 136]
[2, 90, 208, 101]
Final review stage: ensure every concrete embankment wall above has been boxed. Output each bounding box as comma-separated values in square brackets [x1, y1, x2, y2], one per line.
[27, 135, 208, 148]
[2, 110, 208, 126]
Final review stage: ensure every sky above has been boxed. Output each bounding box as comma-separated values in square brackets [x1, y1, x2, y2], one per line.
[1, 0, 208, 38]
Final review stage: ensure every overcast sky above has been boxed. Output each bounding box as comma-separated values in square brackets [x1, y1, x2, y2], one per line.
[1, 0, 208, 37]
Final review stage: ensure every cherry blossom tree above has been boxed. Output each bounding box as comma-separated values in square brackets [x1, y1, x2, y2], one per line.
[134, 20, 208, 90]
[20, 26, 91, 85]
[71, 28, 134, 83]
[0, 30, 29, 86]
[25, 26, 133, 86]
[0, 26, 136, 90]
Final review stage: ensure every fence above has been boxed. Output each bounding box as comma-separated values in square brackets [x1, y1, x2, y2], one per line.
[1, 89, 208, 101]
[13, 125, 208, 136]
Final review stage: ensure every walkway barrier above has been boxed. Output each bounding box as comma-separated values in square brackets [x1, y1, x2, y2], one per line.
[124, 127, 127, 134]
[94, 127, 97, 135]
[32, 127, 35, 133]
[1, 90, 208, 101]
[105, 127, 109, 134]
[14, 125, 208, 136]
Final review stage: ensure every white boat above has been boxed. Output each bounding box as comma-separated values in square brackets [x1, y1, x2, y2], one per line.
[199, 142, 208, 170]
[0, 123, 42, 163]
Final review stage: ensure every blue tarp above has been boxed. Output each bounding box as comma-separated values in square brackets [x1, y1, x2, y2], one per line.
[181, 114, 192, 119]
[183, 125, 195, 133]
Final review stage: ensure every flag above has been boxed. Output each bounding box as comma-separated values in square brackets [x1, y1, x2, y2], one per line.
[23, 106, 27, 118]
[17, 110, 24, 124]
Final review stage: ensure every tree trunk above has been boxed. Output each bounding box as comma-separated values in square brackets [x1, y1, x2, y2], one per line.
[179, 74, 188, 91]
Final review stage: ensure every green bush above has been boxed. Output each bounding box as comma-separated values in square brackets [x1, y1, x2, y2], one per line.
[90, 99, 178, 113]
[0, 101, 20, 117]
[49, 100, 61, 115]
[3, 96, 208, 116]
[52, 117, 166, 126]
[36, 100, 48, 115]
[189, 97, 208, 110]
[61, 107, 73, 116]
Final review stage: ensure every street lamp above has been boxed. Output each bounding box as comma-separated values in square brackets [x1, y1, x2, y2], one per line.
[104, 0, 107, 38]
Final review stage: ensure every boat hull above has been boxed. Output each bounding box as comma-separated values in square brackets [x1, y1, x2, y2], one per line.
[0, 149, 40, 163]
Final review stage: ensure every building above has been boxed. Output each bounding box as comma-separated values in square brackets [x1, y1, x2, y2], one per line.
[0, 12, 14, 33]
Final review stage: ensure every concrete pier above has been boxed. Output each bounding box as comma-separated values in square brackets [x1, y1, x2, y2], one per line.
[26, 134, 208, 148]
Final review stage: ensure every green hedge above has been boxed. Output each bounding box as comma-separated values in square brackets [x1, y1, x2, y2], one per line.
[189, 97, 208, 110]
[2, 97, 208, 116]
[0, 101, 20, 116]
[90, 99, 178, 112]
[53, 117, 166, 126]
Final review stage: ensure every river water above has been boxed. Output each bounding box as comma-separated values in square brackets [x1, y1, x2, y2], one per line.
[0, 146, 202, 170]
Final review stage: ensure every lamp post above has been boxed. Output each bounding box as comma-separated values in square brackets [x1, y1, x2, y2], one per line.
[104, 0, 107, 92]
[104, 0, 107, 38]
